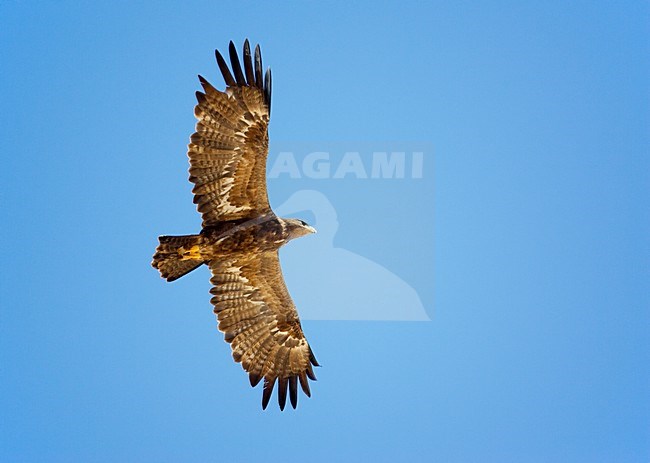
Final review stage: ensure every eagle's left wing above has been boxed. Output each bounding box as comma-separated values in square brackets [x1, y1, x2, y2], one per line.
[189, 40, 272, 227]
[209, 251, 318, 410]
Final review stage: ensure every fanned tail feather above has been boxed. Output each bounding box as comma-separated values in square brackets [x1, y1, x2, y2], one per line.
[152, 235, 205, 282]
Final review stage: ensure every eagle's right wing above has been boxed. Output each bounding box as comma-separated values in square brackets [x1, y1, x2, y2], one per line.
[208, 251, 318, 410]
[188, 40, 272, 227]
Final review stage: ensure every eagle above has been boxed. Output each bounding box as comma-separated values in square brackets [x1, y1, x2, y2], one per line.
[152, 40, 319, 410]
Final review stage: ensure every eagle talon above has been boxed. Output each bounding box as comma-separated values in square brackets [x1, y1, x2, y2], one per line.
[179, 245, 202, 260]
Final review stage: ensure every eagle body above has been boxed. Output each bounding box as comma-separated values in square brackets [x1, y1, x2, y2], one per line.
[152, 40, 319, 410]
[154, 215, 314, 272]
[201, 214, 315, 256]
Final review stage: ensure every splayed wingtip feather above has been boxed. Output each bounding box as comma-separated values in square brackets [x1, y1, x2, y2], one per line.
[278, 377, 288, 411]
[243, 40, 255, 86]
[299, 372, 311, 397]
[215, 48, 236, 87]
[228, 41, 246, 85]
[262, 377, 275, 410]
[254, 44, 263, 89]
[289, 376, 298, 409]
[249, 372, 262, 388]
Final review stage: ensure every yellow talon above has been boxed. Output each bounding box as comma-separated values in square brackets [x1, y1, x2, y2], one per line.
[179, 245, 202, 260]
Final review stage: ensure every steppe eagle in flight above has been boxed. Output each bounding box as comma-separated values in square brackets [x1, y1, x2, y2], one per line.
[152, 40, 319, 410]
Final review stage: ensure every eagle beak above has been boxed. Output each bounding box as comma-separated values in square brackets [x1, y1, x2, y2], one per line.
[305, 225, 317, 234]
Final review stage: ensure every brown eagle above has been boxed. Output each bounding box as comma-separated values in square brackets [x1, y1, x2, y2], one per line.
[152, 40, 319, 410]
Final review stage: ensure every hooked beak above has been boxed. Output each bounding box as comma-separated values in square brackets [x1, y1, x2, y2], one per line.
[305, 225, 317, 234]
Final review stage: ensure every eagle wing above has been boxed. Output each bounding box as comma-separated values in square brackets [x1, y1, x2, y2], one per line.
[209, 251, 318, 410]
[189, 40, 272, 227]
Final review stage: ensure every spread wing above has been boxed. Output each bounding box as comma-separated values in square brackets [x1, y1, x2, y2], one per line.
[189, 40, 272, 227]
[209, 251, 318, 410]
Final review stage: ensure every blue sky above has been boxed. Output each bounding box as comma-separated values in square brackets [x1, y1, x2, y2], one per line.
[1, 1, 648, 462]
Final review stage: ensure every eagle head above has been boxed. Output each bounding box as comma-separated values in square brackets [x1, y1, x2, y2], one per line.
[283, 218, 317, 241]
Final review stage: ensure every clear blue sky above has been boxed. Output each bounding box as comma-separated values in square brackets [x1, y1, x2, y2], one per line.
[1, 1, 648, 462]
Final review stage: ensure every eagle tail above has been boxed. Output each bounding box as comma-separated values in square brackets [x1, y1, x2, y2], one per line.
[152, 235, 206, 282]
